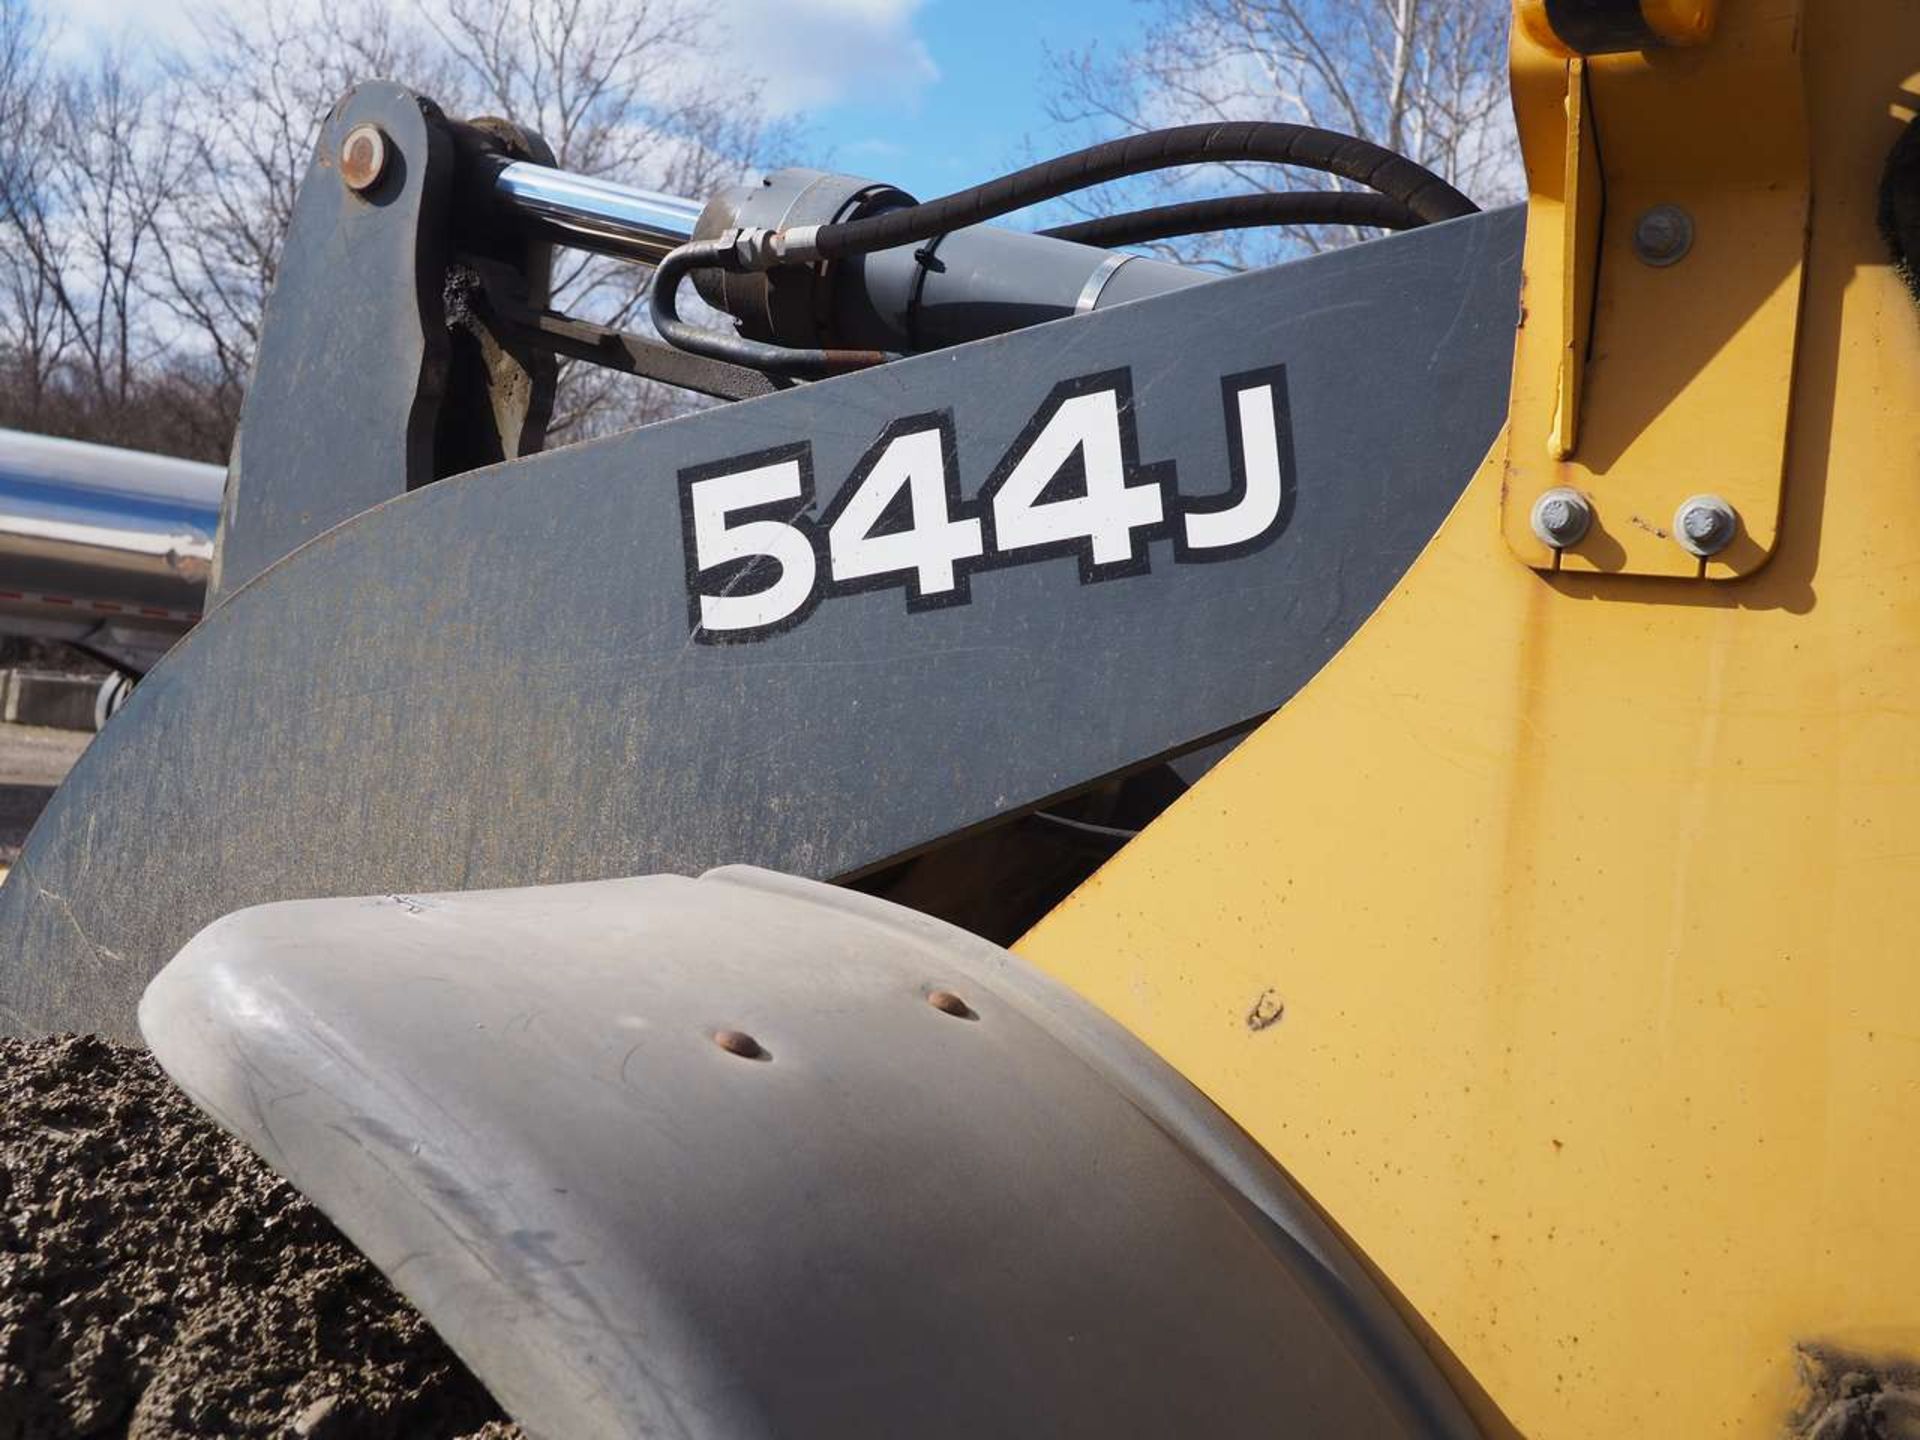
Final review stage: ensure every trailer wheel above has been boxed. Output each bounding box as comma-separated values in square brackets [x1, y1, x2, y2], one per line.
[94, 672, 133, 732]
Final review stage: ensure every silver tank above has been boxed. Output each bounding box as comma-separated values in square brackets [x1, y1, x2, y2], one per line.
[0, 428, 224, 671]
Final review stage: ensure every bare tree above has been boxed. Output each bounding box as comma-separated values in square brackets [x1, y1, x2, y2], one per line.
[0, 0, 61, 412]
[0, 25, 204, 450]
[0, 0, 789, 458]
[1047, 0, 1520, 268]
[41, 56, 186, 408]
[151, 0, 460, 412]
[154, 0, 788, 444]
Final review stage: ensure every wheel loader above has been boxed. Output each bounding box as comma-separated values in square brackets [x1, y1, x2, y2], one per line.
[2, 0, 1915, 1434]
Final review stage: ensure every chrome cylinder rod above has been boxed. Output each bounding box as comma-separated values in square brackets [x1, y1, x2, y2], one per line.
[492, 162, 704, 265]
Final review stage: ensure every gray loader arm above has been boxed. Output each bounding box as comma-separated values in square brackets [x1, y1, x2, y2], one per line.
[0, 82, 1518, 1040]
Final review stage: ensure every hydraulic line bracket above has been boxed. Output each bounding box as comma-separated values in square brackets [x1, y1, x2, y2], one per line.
[1501, 0, 1808, 579]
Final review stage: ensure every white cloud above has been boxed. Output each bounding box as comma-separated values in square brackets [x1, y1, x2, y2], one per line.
[713, 0, 937, 115]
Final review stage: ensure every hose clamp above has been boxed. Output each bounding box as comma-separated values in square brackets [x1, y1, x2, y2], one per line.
[1075, 252, 1135, 314]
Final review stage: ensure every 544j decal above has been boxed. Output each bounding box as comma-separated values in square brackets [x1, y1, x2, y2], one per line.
[678, 364, 1295, 642]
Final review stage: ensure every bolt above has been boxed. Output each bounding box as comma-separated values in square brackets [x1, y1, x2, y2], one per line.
[712, 1028, 767, 1060]
[339, 124, 389, 194]
[1530, 487, 1593, 549]
[1633, 205, 1694, 267]
[927, 989, 976, 1019]
[1673, 494, 1738, 557]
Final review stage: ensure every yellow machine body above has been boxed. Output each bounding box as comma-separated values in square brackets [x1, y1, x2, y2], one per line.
[1022, 2, 1920, 1434]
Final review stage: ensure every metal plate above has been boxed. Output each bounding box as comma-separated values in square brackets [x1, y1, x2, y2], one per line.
[140, 866, 1480, 1440]
[1500, 0, 1808, 578]
[213, 83, 454, 600]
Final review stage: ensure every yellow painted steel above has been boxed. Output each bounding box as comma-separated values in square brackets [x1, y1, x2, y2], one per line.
[1640, 0, 1719, 45]
[1019, 2, 1920, 1435]
[1502, 0, 1808, 579]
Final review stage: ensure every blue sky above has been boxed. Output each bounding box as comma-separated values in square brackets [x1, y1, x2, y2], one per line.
[801, 0, 1148, 201]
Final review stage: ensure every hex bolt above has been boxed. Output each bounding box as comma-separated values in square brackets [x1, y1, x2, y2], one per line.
[339, 124, 389, 194]
[927, 989, 977, 1020]
[1530, 487, 1594, 550]
[1633, 205, 1694, 267]
[1673, 494, 1738, 557]
[712, 1028, 767, 1060]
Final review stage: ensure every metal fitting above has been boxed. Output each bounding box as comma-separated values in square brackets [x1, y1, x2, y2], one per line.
[1633, 205, 1693, 267]
[1530, 487, 1594, 549]
[719, 227, 774, 271]
[1673, 494, 1738, 557]
[713, 225, 823, 274]
[339, 124, 389, 194]
[772, 224, 822, 265]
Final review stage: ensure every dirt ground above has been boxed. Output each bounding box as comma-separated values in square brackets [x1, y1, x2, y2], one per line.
[0, 1033, 526, 1440]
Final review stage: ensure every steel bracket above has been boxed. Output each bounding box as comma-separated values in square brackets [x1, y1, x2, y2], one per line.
[1501, 0, 1808, 579]
[212, 89, 564, 603]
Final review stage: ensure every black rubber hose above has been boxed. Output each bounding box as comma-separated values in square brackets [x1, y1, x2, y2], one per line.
[804, 121, 1475, 261]
[650, 240, 892, 376]
[1041, 191, 1424, 248]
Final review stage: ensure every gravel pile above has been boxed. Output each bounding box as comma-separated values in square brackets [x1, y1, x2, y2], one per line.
[0, 1034, 526, 1439]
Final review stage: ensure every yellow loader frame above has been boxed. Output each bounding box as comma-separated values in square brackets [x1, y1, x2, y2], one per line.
[1024, 1, 1920, 1432]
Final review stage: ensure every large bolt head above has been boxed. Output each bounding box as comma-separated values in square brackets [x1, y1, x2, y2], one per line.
[1673, 494, 1738, 557]
[1530, 486, 1593, 549]
[1634, 205, 1694, 267]
[339, 124, 389, 194]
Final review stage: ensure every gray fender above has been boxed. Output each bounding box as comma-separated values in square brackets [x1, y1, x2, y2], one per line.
[141, 868, 1478, 1440]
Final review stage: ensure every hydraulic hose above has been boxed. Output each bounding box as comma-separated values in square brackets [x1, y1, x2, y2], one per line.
[654, 123, 1476, 372]
[1040, 190, 1423, 249]
[792, 121, 1476, 263]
